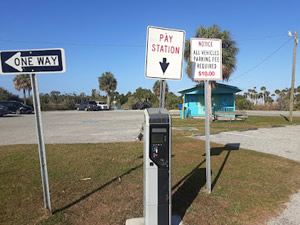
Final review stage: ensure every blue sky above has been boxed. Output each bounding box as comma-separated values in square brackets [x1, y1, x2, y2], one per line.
[0, 0, 299, 98]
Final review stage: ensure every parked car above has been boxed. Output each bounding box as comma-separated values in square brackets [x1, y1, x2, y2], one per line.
[132, 101, 151, 110]
[96, 101, 109, 110]
[0, 101, 33, 114]
[76, 101, 98, 111]
[0, 104, 9, 116]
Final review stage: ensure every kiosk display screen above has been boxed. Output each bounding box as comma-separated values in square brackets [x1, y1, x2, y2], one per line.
[150, 125, 169, 168]
[151, 133, 164, 143]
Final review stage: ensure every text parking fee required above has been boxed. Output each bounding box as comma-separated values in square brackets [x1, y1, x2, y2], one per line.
[145, 26, 185, 80]
[0, 48, 65, 74]
[191, 38, 222, 81]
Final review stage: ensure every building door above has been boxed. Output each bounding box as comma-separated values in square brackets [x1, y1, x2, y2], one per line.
[220, 94, 233, 111]
[187, 95, 201, 116]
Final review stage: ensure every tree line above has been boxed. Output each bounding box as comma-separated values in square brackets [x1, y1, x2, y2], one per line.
[0, 72, 182, 110]
[236, 85, 300, 110]
[3, 79, 300, 111]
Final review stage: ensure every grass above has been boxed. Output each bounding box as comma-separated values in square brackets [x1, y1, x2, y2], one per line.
[1, 116, 300, 224]
[172, 115, 300, 136]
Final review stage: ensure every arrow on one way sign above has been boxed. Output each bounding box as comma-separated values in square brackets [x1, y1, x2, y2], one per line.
[5, 52, 59, 72]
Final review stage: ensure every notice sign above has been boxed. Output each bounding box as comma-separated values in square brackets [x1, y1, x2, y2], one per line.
[145, 26, 185, 80]
[191, 38, 222, 80]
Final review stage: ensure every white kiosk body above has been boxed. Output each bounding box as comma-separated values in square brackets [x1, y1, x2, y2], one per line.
[144, 108, 172, 225]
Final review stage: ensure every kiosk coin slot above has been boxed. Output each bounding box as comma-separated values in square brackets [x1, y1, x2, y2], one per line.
[144, 108, 171, 225]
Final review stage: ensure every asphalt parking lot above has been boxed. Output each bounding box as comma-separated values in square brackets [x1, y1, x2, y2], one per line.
[0, 110, 144, 146]
[1, 110, 300, 147]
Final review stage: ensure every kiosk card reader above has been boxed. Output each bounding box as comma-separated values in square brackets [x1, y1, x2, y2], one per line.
[144, 108, 171, 225]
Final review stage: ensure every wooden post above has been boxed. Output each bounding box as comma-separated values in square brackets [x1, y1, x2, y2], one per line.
[289, 31, 298, 122]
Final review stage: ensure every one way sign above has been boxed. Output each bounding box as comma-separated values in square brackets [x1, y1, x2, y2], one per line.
[0, 48, 65, 74]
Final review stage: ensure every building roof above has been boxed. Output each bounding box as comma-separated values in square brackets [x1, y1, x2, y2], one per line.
[178, 83, 242, 95]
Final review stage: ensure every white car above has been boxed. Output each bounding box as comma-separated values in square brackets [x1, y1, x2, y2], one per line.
[96, 101, 109, 110]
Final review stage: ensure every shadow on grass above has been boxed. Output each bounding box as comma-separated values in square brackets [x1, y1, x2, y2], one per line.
[280, 114, 290, 122]
[202, 143, 240, 156]
[53, 163, 143, 214]
[172, 160, 206, 191]
[172, 143, 240, 218]
[210, 143, 240, 191]
[172, 160, 206, 218]
[172, 167, 206, 218]
[54, 153, 176, 214]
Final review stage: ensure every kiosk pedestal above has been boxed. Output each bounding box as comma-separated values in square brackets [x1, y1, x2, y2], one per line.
[144, 108, 171, 225]
[126, 108, 183, 225]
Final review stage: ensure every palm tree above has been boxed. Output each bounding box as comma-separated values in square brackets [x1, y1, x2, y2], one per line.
[260, 86, 267, 104]
[264, 91, 272, 104]
[25, 77, 32, 98]
[152, 80, 169, 99]
[13, 74, 31, 104]
[275, 89, 281, 96]
[98, 72, 117, 107]
[253, 88, 258, 105]
[247, 89, 253, 102]
[258, 92, 263, 104]
[184, 24, 238, 119]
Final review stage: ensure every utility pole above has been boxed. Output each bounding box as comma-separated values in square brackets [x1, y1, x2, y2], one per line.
[289, 31, 298, 122]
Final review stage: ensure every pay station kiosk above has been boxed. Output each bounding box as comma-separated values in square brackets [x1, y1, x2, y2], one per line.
[144, 108, 172, 225]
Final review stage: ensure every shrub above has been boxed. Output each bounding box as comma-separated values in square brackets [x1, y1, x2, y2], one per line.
[235, 95, 253, 110]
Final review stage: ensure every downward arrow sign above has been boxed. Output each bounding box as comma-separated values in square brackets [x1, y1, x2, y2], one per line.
[159, 58, 169, 74]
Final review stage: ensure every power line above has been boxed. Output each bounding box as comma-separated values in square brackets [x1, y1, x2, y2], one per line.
[0, 33, 288, 48]
[0, 35, 293, 82]
[229, 38, 292, 82]
[233, 33, 286, 42]
[0, 39, 145, 48]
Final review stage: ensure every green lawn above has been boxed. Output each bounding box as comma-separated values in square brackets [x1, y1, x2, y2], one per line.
[172, 115, 300, 136]
[1, 116, 300, 225]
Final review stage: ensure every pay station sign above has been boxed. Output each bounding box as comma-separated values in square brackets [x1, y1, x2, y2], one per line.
[145, 26, 185, 80]
[191, 38, 222, 80]
[0, 48, 66, 74]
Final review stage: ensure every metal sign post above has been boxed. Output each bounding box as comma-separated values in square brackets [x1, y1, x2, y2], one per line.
[30, 73, 52, 213]
[204, 80, 211, 193]
[190, 38, 222, 194]
[0, 48, 66, 214]
[159, 79, 166, 108]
